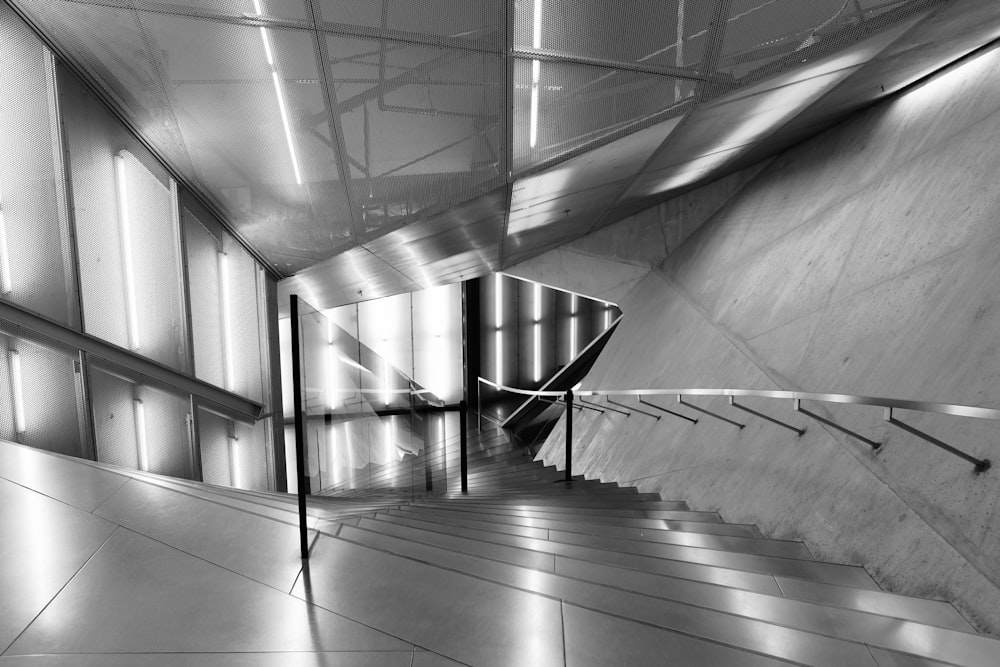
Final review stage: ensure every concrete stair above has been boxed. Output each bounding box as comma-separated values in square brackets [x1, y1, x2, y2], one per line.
[2, 432, 999, 665]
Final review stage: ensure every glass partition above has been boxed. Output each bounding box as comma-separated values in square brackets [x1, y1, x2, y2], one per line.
[286, 295, 460, 498]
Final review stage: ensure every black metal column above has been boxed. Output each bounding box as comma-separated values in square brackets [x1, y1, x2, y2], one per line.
[290, 295, 309, 560]
[460, 400, 468, 494]
[565, 389, 573, 482]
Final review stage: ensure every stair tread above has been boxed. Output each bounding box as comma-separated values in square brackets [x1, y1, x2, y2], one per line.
[335, 523, 995, 666]
[358, 511, 879, 590]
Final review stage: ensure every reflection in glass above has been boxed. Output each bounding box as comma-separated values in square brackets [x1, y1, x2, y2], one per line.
[287, 295, 461, 497]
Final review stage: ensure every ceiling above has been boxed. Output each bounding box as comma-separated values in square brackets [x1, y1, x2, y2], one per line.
[9, 0, 1000, 309]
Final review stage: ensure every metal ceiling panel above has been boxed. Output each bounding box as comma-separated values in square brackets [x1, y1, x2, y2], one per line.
[277, 245, 420, 313]
[11, 0, 997, 298]
[363, 187, 507, 284]
[716, 0, 938, 88]
[327, 35, 505, 243]
[728, 0, 1000, 171]
[513, 0, 713, 71]
[317, 0, 505, 53]
[506, 116, 685, 252]
[512, 57, 688, 173]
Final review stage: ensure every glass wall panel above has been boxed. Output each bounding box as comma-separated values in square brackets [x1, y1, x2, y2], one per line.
[0, 325, 88, 457]
[0, 6, 78, 326]
[59, 66, 190, 372]
[286, 295, 459, 496]
[412, 285, 463, 404]
[89, 362, 194, 479]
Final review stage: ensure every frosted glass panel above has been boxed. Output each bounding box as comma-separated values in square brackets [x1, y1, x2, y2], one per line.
[90, 363, 194, 479]
[0, 327, 87, 458]
[0, 6, 78, 326]
[183, 194, 265, 402]
[60, 66, 190, 372]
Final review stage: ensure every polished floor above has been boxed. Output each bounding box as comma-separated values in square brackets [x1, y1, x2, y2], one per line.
[1, 436, 998, 666]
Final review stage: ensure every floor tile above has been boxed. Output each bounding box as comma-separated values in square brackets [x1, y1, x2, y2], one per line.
[0, 478, 116, 653]
[0, 652, 415, 666]
[0, 651, 414, 667]
[293, 534, 565, 666]
[5, 529, 412, 655]
[0, 441, 128, 512]
[94, 478, 311, 591]
[562, 604, 795, 667]
[411, 649, 470, 667]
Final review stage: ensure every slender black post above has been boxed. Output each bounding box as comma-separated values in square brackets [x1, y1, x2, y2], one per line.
[565, 389, 573, 482]
[290, 296, 309, 560]
[459, 400, 469, 493]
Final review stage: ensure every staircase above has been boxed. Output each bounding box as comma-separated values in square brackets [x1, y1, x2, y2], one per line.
[1, 431, 998, 666]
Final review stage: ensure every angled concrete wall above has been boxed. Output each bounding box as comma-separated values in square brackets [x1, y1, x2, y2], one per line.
[535, 44, 1000, 635]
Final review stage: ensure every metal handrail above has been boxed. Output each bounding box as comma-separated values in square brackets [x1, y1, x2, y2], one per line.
[478, 377, 994, 474]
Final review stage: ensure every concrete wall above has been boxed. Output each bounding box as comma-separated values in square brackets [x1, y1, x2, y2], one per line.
[530, 44, 1000, 635]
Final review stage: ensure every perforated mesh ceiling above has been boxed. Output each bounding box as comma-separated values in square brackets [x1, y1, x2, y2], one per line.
[10, 0, 971, 300]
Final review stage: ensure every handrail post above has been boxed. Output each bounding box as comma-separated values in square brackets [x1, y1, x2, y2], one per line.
[565, 389, 573, 482]
[289, 295, 309, 560]
[794, 399, 881, 450]
[459, 400, 469, 493]
[884, 408, 990, 473]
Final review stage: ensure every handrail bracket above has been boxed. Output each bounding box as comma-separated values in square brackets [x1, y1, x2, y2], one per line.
[794, 399, 881, 450]
[884, 408, 991, 473]
[639, 397, 697, 424]
[611, 397, 660, 421]
[729, 397, 805, 436]
[679, 395, 745, 429]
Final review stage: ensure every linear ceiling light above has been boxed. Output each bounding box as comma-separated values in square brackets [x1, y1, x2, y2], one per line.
[115, 153, 140, 350]
[252, 0, 302, 185]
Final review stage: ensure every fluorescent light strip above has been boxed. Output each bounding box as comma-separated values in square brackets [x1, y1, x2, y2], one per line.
[271, 72, 302, 185]
[529, 60, 541, 148]
[494, 274, 503, 327]
[10, 350, 26, 433]
[495, 329, 503, 386]
[533, 282, 542, 321]
[115, 155, 140, 349]
[382, 358, 391, 407]
[134, 398, 149, 471]
[219, 252, 235, 391]
[329, 425, 341, 486]
[604, 305, 611, 330]
[533, 323, 541, 383]
[570, 294, 578, 356]
[252, 1, 302, 185]
[327, 342, 338, 409]
[0, 191, 11, 295]
[529, 0, 542, 148]
[230, 430, 241, 488]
